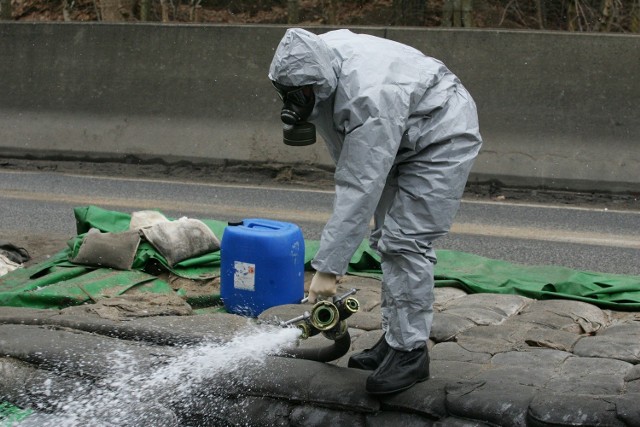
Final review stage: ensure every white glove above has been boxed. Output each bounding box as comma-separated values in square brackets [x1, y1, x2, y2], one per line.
[307, 272, 337, 303]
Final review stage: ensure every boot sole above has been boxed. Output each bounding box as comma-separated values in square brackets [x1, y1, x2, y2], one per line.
[347, 360, 378, 371]
[366, 375, 429, 395]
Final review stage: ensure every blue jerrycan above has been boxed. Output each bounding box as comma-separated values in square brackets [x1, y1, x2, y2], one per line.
[220, 218, 305, 317]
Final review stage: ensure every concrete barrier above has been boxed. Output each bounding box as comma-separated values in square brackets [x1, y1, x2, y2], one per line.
[1, 23, 638, 192]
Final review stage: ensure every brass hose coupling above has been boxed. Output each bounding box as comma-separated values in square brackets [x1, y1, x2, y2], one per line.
[280, 288, 359, 340]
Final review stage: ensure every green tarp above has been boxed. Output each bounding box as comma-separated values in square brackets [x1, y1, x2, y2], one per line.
[1, 206, 639, 311]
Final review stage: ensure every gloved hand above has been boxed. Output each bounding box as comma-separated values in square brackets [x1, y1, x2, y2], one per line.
[307, 272, 338, 303]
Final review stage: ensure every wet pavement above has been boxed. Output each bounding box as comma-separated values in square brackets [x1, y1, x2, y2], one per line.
[1, 273, 639, 426]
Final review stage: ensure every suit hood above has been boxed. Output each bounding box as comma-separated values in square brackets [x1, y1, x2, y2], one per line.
[268, 28, 338, 101]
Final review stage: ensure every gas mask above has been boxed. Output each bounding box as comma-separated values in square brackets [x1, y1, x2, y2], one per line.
[272, 81, 316, 146]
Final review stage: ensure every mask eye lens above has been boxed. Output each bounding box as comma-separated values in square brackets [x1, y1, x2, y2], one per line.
[285, 87, 309, 105]
[272, 81, 311, 105]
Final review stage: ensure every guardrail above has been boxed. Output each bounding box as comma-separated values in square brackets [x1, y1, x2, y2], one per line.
[1, 23, 638, 192]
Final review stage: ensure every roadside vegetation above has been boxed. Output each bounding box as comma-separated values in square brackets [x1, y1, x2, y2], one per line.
[1, 0, 639, 32]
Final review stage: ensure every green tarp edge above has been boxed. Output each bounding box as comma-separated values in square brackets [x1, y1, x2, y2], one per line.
[0, 401, 33, 425]
[1, 206, 639, 311]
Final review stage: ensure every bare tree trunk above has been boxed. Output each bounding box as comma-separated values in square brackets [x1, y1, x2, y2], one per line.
[596, 0, 615, 31]
[287, 0, 299, 24]
[328, 0, 338, 25]
[0, 0, 11, 20]
[567, 0, 578, 31]
[62, 0, 72, 21]
[442, 0, 453, 26]
[461, 0, 473, 27]
[452, 0, 461, 26]
[189, 0, 202, 22]
[443, 0, 473, 27]
[160, 0, 170, 22]
[632, 0, 640, 32]
[169, 0, 178, 21]
[534, 0, 545, 29]
[140, 0, 151, 21]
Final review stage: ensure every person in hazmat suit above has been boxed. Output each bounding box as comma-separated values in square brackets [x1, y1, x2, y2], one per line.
[269, 28, 482, 395]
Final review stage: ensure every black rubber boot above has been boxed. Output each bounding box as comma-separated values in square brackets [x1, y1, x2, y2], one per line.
[365, 346, 429, 395]
[347, 333, 390, 371]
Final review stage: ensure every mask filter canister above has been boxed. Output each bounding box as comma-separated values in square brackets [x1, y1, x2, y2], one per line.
[283, 122, 316, 146]
[272, 81, 317, 146]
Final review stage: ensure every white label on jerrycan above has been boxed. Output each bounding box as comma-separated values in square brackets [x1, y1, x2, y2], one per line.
[233, 261, 256, 291]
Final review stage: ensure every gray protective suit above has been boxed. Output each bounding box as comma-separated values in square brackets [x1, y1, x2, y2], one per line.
[269, 28, 482, 351]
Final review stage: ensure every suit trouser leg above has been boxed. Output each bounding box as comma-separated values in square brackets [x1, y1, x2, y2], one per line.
[374, 133, 481, 350]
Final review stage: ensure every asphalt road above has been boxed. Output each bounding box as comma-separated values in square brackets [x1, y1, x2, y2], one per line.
[1, 169, 639, 276]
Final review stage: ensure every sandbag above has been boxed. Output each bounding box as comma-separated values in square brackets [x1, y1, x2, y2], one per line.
[129, 210, 170, 230]
[141, 218, 220, 267]
[69, 229, 141, 270]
